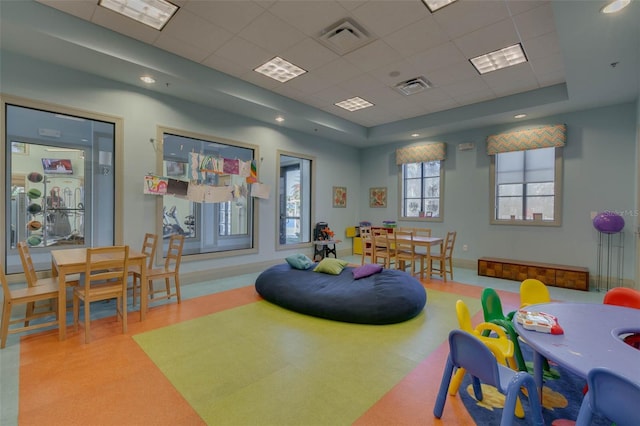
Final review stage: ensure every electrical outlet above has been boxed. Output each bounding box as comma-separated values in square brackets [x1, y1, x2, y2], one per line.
[462, 244, 468, 251]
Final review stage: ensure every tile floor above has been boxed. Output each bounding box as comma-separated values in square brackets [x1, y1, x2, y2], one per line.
[0, 256, 605, 425]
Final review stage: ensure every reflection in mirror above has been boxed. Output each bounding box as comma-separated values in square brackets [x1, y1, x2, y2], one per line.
[161, 130, 256, 257]
[277, 152, 313, 247]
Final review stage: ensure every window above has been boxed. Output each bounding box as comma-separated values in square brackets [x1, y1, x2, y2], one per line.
[490, 147, 562, 225]
[3, 100, 118, 274]
[277, 151, 314, 248]
[400, 161, 443, 220]
[159, 129, 258, 258]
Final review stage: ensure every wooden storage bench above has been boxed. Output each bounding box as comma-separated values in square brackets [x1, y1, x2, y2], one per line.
[477, 257, 589, 291]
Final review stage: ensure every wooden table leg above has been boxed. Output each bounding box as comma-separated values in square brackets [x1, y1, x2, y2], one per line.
[53, 262, 67, 340]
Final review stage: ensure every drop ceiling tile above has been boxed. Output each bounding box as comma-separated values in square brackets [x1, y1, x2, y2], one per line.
[522, 31, 562, 60]
[154, 34, 211, 63]
[183, 0, 265, 34]
[306, 57, 362, 87]
[268, 1, 349, 37]
[529, 53, 565, 76]
[281, 38, 340, 71]
[213, 37, 273, 71]
[336, 0, 368, 11]
[238, 11, 306, 52]
[311, 85, 357, 105]
[368, 60, 422, 87]
[439, 76, 492, 98]
[505, 0, 550, 16]
[534, 68, 565, 87]
[450, 87, 496, 105]
[453, 18, 520, 58]
[201, 54, 248, 78]
[91, 6, 160, 44]
[408, 41, 468, 74]
[282, 72, 334, 94]
[338, 73, 385, 94]
[349, 0, 428, 37]
[513, 2, 556, 41]
[427, 61, 479, 86]
[432, 0, 510, 39]
[36, 0, 97, 21]
[482, 64, 539, 96]
[239, 69, 282, 90]
[161, 8, 233, 53]
[384, 15, 449, 58]
[361, 86, 405, 105]
[343, 40, 403, 73]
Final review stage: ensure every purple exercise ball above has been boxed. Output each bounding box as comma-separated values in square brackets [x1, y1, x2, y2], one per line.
[592, 212, 625, 234]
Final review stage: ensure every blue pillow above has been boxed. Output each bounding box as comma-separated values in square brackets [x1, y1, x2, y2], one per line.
[352, 264, 383, 279]
[285, 253, 314, 270]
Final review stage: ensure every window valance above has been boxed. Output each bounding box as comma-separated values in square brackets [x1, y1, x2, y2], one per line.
[395, 142, 446, 165]
[486, 124, 566, 155]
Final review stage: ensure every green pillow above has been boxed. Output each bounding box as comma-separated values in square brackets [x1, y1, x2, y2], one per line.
[285, 253, 314, 270]
[314, 258, 349, 275]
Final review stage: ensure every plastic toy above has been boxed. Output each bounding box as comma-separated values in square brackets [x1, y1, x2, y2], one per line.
[515, 310, 564, 334]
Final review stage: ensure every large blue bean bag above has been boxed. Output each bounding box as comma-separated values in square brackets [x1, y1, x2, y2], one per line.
[255, 263, 427, 325]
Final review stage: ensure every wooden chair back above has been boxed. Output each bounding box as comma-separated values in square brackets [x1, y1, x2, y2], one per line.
[84, 245, 130, 289]
[413, 228, 432, 238]
[444, 231, 457, 257]
[164, 234, 185, 273]
[17, 241, 38, 287]
[141, 233, 158, 270]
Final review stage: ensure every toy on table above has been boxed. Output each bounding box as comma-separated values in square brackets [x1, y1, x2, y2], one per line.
[515, 310, 564, 334]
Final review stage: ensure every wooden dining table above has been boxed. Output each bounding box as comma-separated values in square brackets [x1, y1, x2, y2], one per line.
[367, 233, 444, 279]
[50, 247, 148, 340]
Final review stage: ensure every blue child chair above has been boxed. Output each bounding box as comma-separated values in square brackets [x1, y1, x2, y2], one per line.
[576, 367, 640, 426]
[433, 329, 544, 426]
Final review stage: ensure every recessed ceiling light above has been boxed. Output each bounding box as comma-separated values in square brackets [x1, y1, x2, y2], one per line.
[601, 0, 631, 14]
[254, 57, 307, 83]
[334, 97, 374, 112]
[140, 75, 156, 84]
[470, 43, 527, 75]
[275, 116, 285, 123]
[514, 113, 527, 119]
[99, 0, 179, 30]
[411, 133, 420, 137]
[421, 0, 458, 13]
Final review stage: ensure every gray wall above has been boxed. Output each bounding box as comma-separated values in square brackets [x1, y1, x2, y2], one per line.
[2, 50, 639, 285]
[359, 103, 638, 281]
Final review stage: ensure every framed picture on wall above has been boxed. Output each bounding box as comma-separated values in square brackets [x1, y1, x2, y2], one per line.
[332, 186, 346, 208]
[369, 187, 387, 208]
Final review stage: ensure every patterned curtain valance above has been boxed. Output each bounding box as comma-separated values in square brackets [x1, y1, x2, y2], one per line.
[395, 142, 446, 165]
[486, 124, 566, 155]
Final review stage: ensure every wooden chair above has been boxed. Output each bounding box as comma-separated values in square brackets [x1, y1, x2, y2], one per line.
[371, 228, 395, 268]
[429, 231, 456, 282]
[18, 241, 79, 313]
[130, 233, 158, 305]
[395, 230, 426, 279]
[359, 226, 373, 265]
[1, 262, 59, 349]
[73, 245, 130, 343]
[146, 234, 185, 306]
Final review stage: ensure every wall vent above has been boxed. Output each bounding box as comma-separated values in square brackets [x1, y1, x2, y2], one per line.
[395, 77, 432, 96]
[317, 18, 374, 56]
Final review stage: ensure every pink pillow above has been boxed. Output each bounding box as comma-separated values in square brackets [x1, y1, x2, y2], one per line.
[352, 264, 383, 279]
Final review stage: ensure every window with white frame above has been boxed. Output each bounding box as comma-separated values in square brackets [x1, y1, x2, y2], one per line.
[397, 143, 445, 221]
[487, 124, 565, 226]
[401, 161, 443, 219]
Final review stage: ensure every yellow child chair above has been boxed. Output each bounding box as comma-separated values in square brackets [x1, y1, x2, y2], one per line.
[519, 279, 551, 308]
[451, 299, 524, 418]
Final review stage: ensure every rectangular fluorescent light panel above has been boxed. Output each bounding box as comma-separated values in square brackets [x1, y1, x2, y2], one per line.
[334, 97, 374, 112]
[254, 57, 307, 83]
[99, 0, 179, 30]
[422, 0, 458, 13]
[470, 43, 527, 74]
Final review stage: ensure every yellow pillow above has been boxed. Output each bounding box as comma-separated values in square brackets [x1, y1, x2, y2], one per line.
[313, 258, 349, 275]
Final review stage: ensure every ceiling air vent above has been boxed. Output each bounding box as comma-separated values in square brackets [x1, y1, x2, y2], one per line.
[395, 77, 433, 96]
[317, 18, 374, 56]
